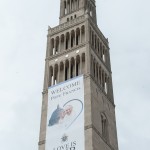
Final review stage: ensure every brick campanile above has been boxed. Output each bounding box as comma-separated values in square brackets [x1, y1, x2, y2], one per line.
[38, 0, 119, 150]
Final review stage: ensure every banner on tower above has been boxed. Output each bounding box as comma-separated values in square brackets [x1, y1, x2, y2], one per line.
[45, 75, 85, 150]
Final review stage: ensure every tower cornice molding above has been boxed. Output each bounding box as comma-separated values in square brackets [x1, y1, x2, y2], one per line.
[45, 42, 87, 61]
[48, 15, 86, 36]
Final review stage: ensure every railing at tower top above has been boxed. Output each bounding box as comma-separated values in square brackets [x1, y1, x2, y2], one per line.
[48, 15, 85, 35]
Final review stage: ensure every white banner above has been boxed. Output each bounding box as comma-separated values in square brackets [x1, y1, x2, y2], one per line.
[46, 76, 85, 150]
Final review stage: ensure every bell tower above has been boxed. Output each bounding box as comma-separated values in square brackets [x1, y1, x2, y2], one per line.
[59, 0, 97, 24]
[38, 0, 119, 150]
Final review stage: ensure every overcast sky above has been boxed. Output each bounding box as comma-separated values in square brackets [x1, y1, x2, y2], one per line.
[0, 0, 150, 150]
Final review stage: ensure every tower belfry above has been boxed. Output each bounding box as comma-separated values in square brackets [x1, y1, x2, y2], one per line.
[39, 0, 119, 150]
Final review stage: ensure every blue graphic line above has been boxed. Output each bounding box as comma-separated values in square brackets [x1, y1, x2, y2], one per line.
[63, 99, 83, 129]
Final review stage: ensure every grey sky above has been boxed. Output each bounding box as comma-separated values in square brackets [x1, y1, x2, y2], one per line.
[0, 0, 150, 150]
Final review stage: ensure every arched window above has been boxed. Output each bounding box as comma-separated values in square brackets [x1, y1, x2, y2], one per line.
[59, 62, 64, 82]
[64, 1, 67, 15]
[71, 30, 75, 48]
[55, 36, 59, 54]
[97, 39, 100, 53]
[82, 53, 85, 74]
[49, 66, 53, 86]
[54, 64, 58, 85]
[101, 113, 109, 141]
[76, 55, 80, 76]
[65, 60, 69, 80]
[66, 32, 70, 50]
[76, 28, 80, 45]
[70, 57, 75, 78]
[60, 34, 65, 52]
[103, 46, 106, 62]
[67, 0, 70, 13]
[105, 74, 108, 94]
[71, 0, 74, 11]
[50, 38, 54, 56]
[75, 0, 77, 10]
[102, 71, 105, 89]
[90, 6, 93, 17]
[92, 31, 94, 47]
[81, 25, 85, 43]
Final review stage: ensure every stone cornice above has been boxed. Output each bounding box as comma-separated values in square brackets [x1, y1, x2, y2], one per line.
[45, 42, 87, 61]
[48, 15, 86, 36]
